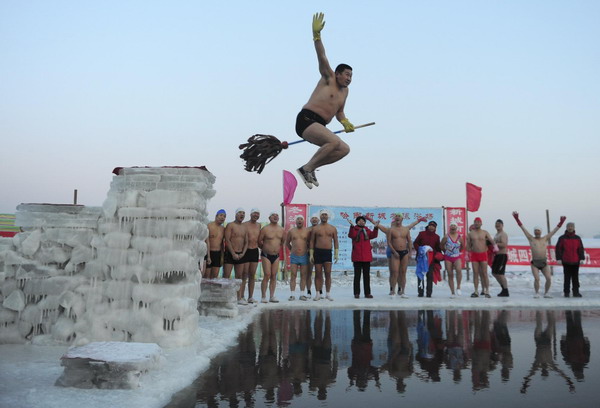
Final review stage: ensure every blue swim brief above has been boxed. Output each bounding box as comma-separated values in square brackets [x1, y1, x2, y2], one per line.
[290, 253, 310, 266]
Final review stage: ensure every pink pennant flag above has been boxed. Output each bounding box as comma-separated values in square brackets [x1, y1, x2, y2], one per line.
[283, 170, 298, 205]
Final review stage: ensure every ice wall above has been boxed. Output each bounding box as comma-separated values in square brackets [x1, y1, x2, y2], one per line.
[0, 166, 215, 347]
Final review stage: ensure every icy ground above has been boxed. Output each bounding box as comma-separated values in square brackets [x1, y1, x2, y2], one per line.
[1, 267, 599, 408]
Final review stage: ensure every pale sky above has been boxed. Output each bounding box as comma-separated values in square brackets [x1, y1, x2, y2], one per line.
[1, 1, 599, 237]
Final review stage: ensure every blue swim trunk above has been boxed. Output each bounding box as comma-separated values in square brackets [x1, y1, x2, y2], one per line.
[290, 253, 310, 266]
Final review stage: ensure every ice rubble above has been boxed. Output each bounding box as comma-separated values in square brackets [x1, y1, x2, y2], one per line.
[0, 167, 215, 348]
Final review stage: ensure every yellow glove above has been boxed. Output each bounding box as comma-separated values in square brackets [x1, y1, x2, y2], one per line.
[312, 12, 325, 41]
[334, 248, 339, 263]
[309, 249, 314, 264]
[341, 118, 355, 133]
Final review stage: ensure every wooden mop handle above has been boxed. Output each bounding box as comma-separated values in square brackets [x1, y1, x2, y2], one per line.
[288, 122, 375, 146]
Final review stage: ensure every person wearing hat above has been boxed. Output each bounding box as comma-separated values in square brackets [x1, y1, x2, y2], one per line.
[258, 211, 286, 303]
[347, 215, 380, 299]
[440, 221, 464, 298]
[556, 222, 585, 297]
[413, 220, 442, 298]
[242, 208, 262, 303]
[204, 209, 227, 279]
[513, 211, 566, 298]
[466, 217, 498, 298]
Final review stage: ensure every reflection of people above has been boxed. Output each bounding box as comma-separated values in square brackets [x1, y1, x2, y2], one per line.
[560, 311, 590, 380]
[295, 13, 353, 189]
[491, 310, 513, 381]
[467, 217, 497, 298]
[440, 222, 464, 298]
[258, 310, 281, 402]
[413, 221, 442, 298]
[382, 311, 413, 392]
[416, 310, 444, 381]
[286, 310, 312, 395]
[445, 310, 466, 382]
[309, 210, 338, 301]
[310, 310, 337, 400]
[513, 211, 566, 298]
[347, 310, 380, 391]
[521, 311, 575, 393]
[258, 212, 285, 303]
[243, 209, 262, 303]
[347, 215, 379, 298]
[556, 222, 585, 297]
[470, 310, 492, 391]
[285, 216, 311, 300]
[388, 214, 426, 297]
[204, 209, 226, 279]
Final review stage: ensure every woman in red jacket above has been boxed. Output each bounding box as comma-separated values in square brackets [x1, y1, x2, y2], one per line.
[348, 215, 380, 298]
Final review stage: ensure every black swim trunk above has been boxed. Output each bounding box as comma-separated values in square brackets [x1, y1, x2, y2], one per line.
[397, 249, 409, 260]
[242, 247, 260, 263]
[205, 250, 222, 268]
[224, 250, 244, 265]
[261, 251, 280, 264]
[295, 109, 327, 138]
[313, 247, 332, 265]
[491, 254, 508, 275]
[531, 258, 547, 270]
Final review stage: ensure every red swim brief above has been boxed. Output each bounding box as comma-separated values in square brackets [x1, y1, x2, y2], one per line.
[470, 251, 488, 263]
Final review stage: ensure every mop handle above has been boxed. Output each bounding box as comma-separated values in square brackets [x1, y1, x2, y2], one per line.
[287, 122, 376, 146]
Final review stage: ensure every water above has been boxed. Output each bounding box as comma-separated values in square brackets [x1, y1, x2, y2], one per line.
[166, 309, 599, 408]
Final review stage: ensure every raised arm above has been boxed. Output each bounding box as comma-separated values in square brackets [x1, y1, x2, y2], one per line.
[407, 217, 428, 230]
[545, 216, 566, 241]
[312, 13, 333, 80]
[512, 211, 534, 240]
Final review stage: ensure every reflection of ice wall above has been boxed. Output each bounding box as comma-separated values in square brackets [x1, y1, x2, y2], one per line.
[0, 167, 215, 347]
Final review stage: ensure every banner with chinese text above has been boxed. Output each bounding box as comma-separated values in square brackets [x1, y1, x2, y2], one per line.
[506, 245, 600, 268]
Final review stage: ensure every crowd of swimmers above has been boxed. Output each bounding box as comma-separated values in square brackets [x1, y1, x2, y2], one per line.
[203, 208, 586, 303]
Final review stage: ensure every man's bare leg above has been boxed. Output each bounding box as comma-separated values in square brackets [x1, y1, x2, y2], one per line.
[222, 263, 233, 279]
[235, 264, 246, 303]
[455, 260, 462, 293]
[324, 262, 333, 300]
[209, 266, 220, 279]
[445, 260, 455, 296]
[471, 263, 480, 296]
[389, 256, 400, 295]
[289, 264, 298, 300]
[314, 264, 323, 300]
[399, 256, 410, 296]
[306, 263, 313, 297]
[531, 266, 541, 296]
[541, 266, 552, 296]
[300, 124, 350, 172]
[300, 264, 308, 293]
[247, 262, 258, 302]
[479, 262, 490, 295]
[269, 260, 279, 299]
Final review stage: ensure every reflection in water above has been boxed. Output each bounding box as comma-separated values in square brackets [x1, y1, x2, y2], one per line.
[176, 309, 598, 407]
[521, 311, 575, 393]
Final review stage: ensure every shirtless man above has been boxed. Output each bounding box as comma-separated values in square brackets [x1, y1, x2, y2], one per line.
[295, 13, 354, 189]
[387, 214, 427, 298]
[204, 209, 226, 279]
[491, 219, 510, 297]
[223, 209, 248, 302]
[285, 216, 311, 301]
[243, 209, 262, 303]
[513, 211, 566, 298]
[306, 215, 320, 297]
[258, 212, 285, 303]
[309, 210, 338, 301]
[466, 217, 498, 298]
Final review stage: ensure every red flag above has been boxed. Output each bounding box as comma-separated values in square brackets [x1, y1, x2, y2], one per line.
[283, 170, 298, 205]
[466, 182, 482, 212]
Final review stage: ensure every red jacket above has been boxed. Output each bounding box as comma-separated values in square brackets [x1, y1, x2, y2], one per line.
[413, 229, 441, 259]
[348, 225, 378, 262]
[556, 231, 585, 265]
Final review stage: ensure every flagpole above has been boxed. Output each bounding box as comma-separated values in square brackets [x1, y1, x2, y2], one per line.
[465, 183, 471, 281]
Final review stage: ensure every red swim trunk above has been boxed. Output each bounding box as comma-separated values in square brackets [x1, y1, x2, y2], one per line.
[470, 251, 488, 263]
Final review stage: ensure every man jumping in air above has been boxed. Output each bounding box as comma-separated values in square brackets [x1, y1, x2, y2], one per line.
[296, 12, 354, 189]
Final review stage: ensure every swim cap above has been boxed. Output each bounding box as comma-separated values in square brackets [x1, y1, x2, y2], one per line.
[533, 226, 542, 231]
[449, 222, 458, 227]
[269, 211, 279, 217]
[496, 219, 503, 224]
[216, 209, 226, 215]
[296, 215, 304, 220]
[251, 208, 260, 214]
[474, 217, 482, 223]
[235, 207, 245, 214]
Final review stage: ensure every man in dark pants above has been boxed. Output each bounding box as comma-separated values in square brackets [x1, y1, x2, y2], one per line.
[556, 222, 585, 297]
[413, 221, 442, 297]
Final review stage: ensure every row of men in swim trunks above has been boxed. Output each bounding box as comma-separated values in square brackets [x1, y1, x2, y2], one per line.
[203, 208, 339, 303]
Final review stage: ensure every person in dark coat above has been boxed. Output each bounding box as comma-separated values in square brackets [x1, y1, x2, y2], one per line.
[347, 215, 379, 298]
[556, 222, 585, 297]
[413, 221, 442, 297]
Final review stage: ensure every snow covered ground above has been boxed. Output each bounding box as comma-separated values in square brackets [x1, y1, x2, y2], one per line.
[1, 267, 599, 408]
